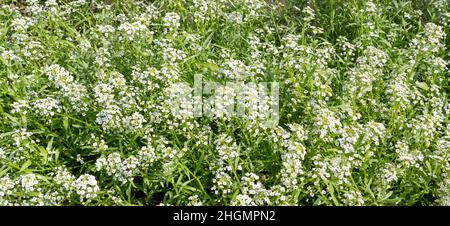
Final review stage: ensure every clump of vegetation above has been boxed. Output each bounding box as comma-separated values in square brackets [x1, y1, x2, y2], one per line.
[0, 0, 449, 206]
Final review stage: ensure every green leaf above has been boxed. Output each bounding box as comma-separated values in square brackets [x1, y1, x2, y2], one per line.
[416, 82, 429, 91]
[20, 160, 32, 172]
[379, 37, 392, 48]
[3, 113, 18, 124]
[397, 64, 411, 74]
[382, 191, 394, 200]
[198, 62, 220, 72]
[326, 182, 340, 206]
[38, 145, 48, 163]
[0, 167, 8, 177]
[47, 137, 54, 151]
[55, 149, 60, 162]
[63, 116, 69, 131]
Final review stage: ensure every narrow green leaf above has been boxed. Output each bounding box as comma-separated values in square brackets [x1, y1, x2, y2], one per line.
[416, 81, 429, 91]
[20, 160, 32, 172]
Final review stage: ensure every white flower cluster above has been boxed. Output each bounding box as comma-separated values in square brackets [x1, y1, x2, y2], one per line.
[313, 106, 342, 141]
[22, 41, 44, 60]
[211, 134, 242, 196]
[386, 72, 411, 109]
[436, 179, 450, 205]
[164, 82, 196, 120]
[131, 66, 162, 87]
[215, 134, 239, 161]
[342, 190, 365, 206]
[212, 170, 233, 195]
[71, 174, 100, 203]
[308, 154, 357, 205]
[95, 105, 123, 131]
[79, 39, 91, 52]
[408, 112, 443, 147]
[138, 145, 157, 167]
[336, 36, 356, 62]
[11, 99, 31, 114]
[95, 152, 140, 184]
[361, 1, 378, 14]
[220, 59, 253, 80]
[382, 163, 401, 183]
[21, 174, 39, 192]
[270, 125, 307, 191]
[123, 112, 147, 131]
[118, 20, 148, 41]
[190, 0, 218, 23]
[163, 12, 180, 32]
[0, 49, 23, 63]
[395, 141, 423, 168]
[231, 173, 271, 206]
[301, 6, 323, 34]
[88, 134, 109, 153]
[44, 64, 88, 112]
[410, 23, 446, 55]
[0, 176, 15, 204]
[346, 46, 388, 96]
[96, 25, 116, 38]
[53, 167, 76, 191]
[1, 0, 450, 207]
[7, 128, 36, 163]
[11, 17, 35, 32]
[187, 194, 203, 206]
[94, 47, 112, 68]
[32, 97, 62, 117]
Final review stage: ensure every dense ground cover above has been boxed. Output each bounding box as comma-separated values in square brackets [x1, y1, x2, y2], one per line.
[0, 0, 449, 206]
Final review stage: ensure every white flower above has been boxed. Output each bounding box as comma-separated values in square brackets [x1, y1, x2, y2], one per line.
[0, 176, 15, 200]
[21, 174, 39, 192]
[118, 20, 148, 40]
[53, 167, 75, 190]
[95, 152, 140, 184]
[71, 174, 100, 203]
[44, 64, 88, 112]
[163, 12, 180, 31]
[32, 97, 62, 117]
